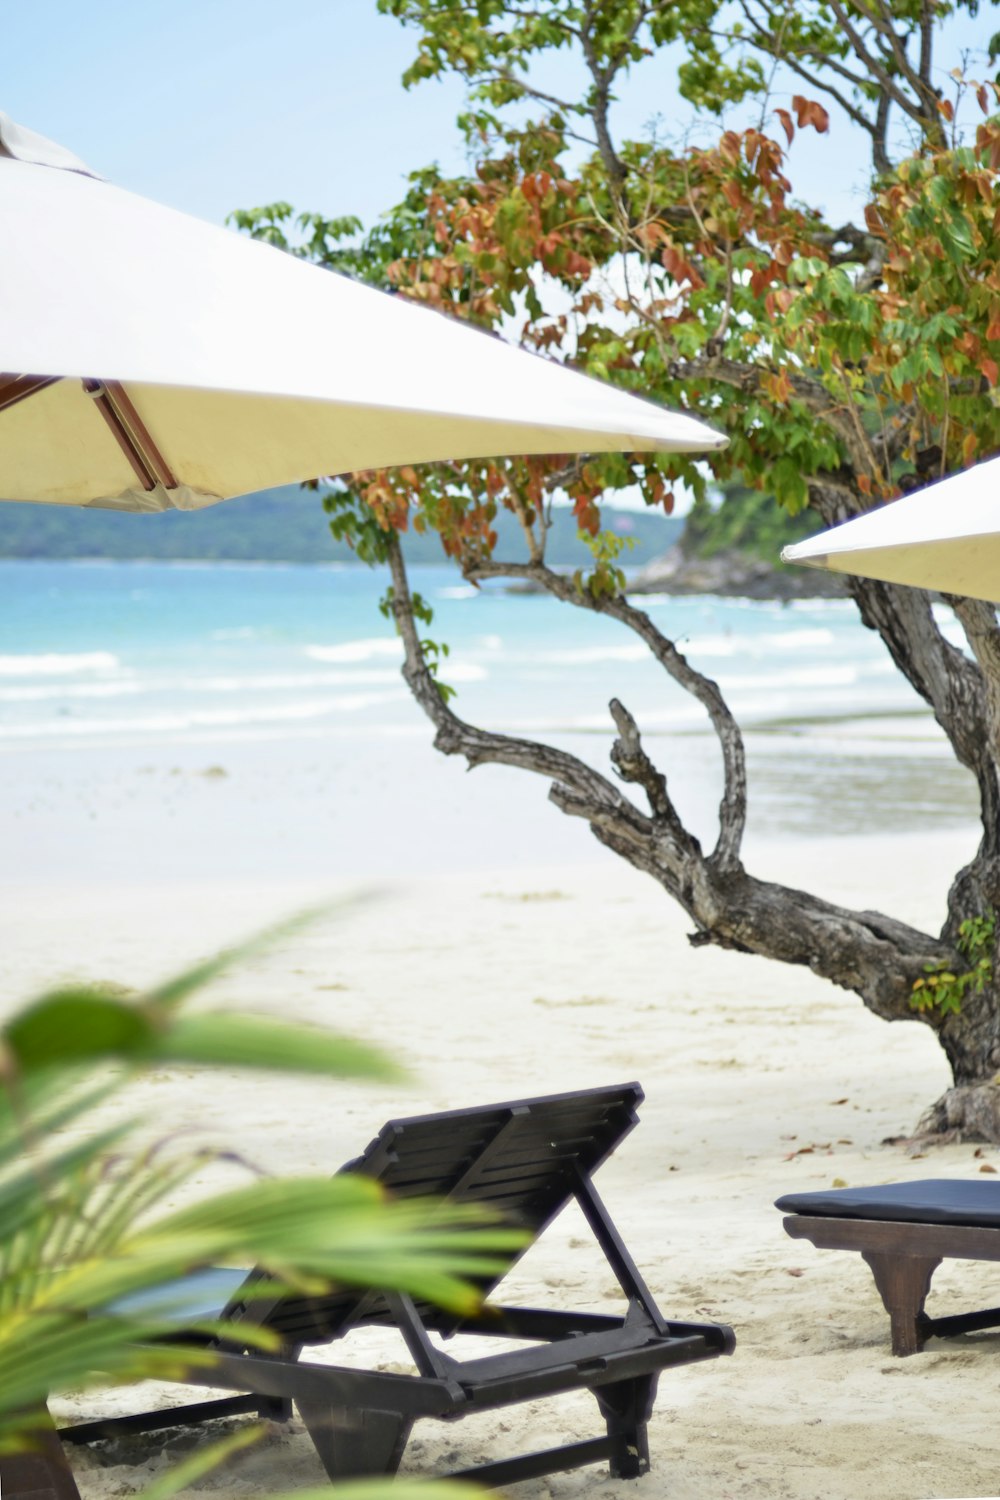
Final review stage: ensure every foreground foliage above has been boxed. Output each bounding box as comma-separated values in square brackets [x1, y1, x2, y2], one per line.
[238, 0, 1000, 1137]
[0, 903, 521, 1493]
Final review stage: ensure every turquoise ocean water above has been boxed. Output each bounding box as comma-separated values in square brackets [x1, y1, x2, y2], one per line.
[0, 559, 942, 743]
[0, 559, 981, 851]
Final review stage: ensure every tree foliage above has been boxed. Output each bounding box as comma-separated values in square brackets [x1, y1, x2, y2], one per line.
[237, 0, 1000, 1137]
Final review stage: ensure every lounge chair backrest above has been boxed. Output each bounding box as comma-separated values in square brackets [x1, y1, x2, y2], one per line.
[221, 1082, 643, 1347]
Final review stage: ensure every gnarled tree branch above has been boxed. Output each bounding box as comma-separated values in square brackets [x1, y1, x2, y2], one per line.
[460, 553, 748, 869]
[384, 531, 953, 1025]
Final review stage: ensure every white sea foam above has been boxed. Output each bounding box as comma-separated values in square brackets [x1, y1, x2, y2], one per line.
[0, 692, 407, 739]
[436, 585, 479, 600]
[305, 639, 403, 664]
[0, 671, 405, 702]
[441, 662, 488, 683]
[676, 635, 739, 659]
[715, 666, 859, 691]
[532, 644, 648, 665]
[0, 681, 141, 703]
[681, 627, 836, 658]
[302, 643, 485, 681]
[561, 704, 709, 732]
[0, 651, 122, 677]
[193, 670, 403, 692]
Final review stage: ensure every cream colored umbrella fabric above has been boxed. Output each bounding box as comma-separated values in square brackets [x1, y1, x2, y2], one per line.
[782, 458, 1000, 602]
[0, 114, 725, 514]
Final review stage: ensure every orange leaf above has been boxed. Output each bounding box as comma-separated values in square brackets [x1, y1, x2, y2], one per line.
[981, 357, 1000, 387]
[750, 264, 774, 298]
[774, 107, 794, 146]
[978, 85, 991, 114]
[987, 306, 1000, 342]
[719, 131, 742, 164]
[792, 95, 830, 133]
[864, 203, 885, 235]
[809, 101, 830, 133]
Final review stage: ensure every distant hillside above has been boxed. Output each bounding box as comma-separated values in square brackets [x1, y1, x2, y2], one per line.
[631, 483, 846, 598]
[0, 486, 683, 567]
[681, 483, 818, 560]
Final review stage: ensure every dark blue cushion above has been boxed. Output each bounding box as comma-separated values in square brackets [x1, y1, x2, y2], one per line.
[775, 1179, 1000, 1228]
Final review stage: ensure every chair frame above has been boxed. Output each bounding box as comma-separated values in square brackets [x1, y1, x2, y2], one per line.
[783, 1212, 1000, 1356]
[4, 1084, 735, 1493]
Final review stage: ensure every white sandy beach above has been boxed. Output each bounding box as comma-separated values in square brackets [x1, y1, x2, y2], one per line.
[5, 752, 1000, 1500]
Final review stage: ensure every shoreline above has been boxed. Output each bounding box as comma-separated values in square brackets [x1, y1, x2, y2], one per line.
[0, 712, 979, 895]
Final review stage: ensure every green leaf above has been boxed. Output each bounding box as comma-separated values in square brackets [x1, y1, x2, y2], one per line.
[146, 1015, 403, 1081]
[3, 994, 155, 1070]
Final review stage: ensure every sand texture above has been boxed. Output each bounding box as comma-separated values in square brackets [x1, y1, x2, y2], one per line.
[5, 824, 1000, 1500]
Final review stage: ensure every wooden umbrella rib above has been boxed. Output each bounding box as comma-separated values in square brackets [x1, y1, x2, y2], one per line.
[0, 372, 59, 412]
[0, 372, 177, 496]
[82, 379, 177, 492]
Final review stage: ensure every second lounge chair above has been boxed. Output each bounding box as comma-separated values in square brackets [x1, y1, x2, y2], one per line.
[777, 1178, 1000, 1355]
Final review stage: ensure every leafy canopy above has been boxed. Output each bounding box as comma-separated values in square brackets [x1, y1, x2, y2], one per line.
[235, 0, 1000, 600]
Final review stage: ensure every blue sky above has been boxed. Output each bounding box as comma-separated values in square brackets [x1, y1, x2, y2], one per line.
[6, 2, 468, 227]
[8, 1, 991, 237]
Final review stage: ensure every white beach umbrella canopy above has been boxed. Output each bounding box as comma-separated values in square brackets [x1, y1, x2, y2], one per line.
[782, 457, 1000, 602]
[0, 113, 726, 514]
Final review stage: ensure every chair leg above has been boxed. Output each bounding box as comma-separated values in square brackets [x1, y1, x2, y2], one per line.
[258, 1396, 293, 1422]
[0, 1407, 83, 1500]
[861, 1250, 942, 1356]
[295, 1397, 413, 1481]
[592, 1374, 658, 1479]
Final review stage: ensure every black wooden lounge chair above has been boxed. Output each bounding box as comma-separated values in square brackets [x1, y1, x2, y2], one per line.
[8, 1083, 734, 1496]
[777, 1178, 1000, 1356]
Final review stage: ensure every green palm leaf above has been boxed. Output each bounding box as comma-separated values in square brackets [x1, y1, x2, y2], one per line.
[0, 901, 515, 1500]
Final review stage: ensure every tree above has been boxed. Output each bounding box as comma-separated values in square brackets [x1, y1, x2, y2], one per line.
[235, 0, 1000, 1136]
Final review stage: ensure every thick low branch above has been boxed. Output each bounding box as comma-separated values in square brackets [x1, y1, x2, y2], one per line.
[384, 534, 651, 851]
[461, 555, 748, 869]
[607, 696, 702, 867]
